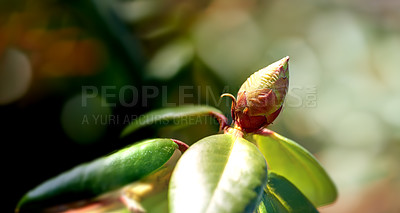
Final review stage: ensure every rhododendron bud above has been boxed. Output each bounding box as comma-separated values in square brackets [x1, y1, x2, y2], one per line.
[233, 56, 289, 132]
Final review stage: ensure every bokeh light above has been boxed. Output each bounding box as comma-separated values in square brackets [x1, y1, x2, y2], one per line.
[0, 48, 32, 105]
[61, 94, 111, 145]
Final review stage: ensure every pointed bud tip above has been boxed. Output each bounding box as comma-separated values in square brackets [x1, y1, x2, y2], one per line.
[278, 56, 289, 71]
[276, 56, 289, 78]
[261, 56, 289, 75]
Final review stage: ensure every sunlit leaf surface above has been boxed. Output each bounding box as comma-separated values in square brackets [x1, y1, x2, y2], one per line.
[17, 139, 179, 212]
[256, 172, 318, 213]
[121, 105, 224, 138]
[169, 134, 268, 213]
[253, 133, 337, 207]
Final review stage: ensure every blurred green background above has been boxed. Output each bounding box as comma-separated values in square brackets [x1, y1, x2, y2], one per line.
[1, 0, 400, 212]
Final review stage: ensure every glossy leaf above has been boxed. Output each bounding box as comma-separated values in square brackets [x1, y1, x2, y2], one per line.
[169, 134, 268, 213]
[41, 148, 182, 213]
[256, 173, 318, 213]
[121, 105, 226, 138]
[17, 139, 179, 212]
[253, 133, 337, 207]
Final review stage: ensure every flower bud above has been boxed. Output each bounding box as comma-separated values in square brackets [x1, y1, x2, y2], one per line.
[234, 56, 289, 132]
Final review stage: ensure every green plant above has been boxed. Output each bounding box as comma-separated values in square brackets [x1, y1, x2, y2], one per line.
[16, 57, 337, 213]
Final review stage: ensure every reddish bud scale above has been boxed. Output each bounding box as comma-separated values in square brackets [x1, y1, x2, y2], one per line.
[233, 57, 289, 132]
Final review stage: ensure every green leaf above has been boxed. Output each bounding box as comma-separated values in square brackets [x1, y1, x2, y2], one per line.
[256, 172, 318, 213]
[17, 139, 179, 212]
[253, 132, 337, 207]
[121, 105, 226, 138]
[169, 134, 268, 213]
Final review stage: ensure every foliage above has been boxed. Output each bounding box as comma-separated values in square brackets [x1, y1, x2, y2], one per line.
[16, 58, 337, 213]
